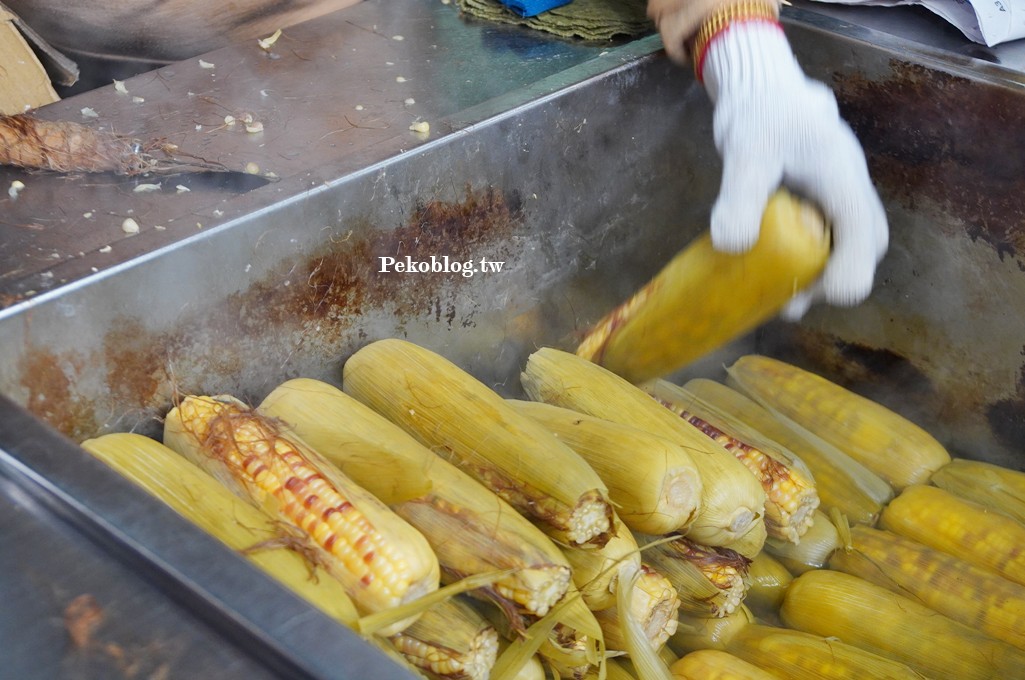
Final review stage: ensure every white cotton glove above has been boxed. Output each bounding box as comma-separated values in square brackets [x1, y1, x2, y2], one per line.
[701, 21, 889, 319]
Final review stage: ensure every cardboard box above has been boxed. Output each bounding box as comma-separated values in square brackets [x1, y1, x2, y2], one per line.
[0, 5, 59, 114]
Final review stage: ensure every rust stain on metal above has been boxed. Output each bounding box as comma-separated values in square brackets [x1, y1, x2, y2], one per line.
[21, 184, 522, 440]
[834, 61, 1025, 261]
[64, 594, 105, 650]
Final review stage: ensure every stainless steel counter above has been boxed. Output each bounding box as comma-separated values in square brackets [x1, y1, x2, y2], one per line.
[2, 1, 1024, 678]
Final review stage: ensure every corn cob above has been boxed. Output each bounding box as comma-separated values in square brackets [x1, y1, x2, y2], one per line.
[259, 378, 572, 620]
[670, 649, 778, 680]
[593, 564, 681, 652]
[726, 623, 925, 679]
[668, 606, 754, 656]
[390, 597, 499, 680]
[681, 377, 892, 526]
[507, 399, 702, 536]
[575, 190, 829, 384]
[743, 552, 791, 621]
[930, 457, 1025, 525]
[762, 510, 841, 575]
[636, 534, 749, 618]
[80, 432, 359, 627]
[829, 524, 1025, 650]
[342, 339, 614, 549]
[726, 355, 950, 490]
[781, 569, 1025, 680]
[521, 347, 766, 549]
[880, 484, 1025, 587]
[560, 518, 641, 611]
[648, 380, 818, 544]
[162, 395, 440, 635]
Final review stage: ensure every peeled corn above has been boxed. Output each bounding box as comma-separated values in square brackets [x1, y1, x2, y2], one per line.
[829, 524, 1025, 650]
[80, 432, 359, 627]
[163, 394, 440, 634]
[880, 484, 1025, 587]
[780, 569, 1025, 680]
[670, 649, 777, 680]
[727, 355, 950, 490]
[342, 339, 614, 549]
[576, 189, 829, 384]
[259, 378, 572, 620]
[521, 347, 766, 549]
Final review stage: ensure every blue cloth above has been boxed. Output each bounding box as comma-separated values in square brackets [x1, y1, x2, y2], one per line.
[498, 0, 573, 18]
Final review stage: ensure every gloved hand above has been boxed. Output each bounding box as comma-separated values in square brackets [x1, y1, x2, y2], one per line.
[701, 21, 888, 318]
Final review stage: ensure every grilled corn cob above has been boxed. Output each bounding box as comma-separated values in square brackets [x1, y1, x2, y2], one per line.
[575, 189, 829, 384]
[342, 339, 614, 549]
[726, 355, 950, 490]
[762, 510, 841, 575]
[80, 432, 359, 627]
[390, 597, 499, 680]
[670, 649, 777, 680]
[780, 569, 1025, 680]
[880, 484, 1025, 587]
[930, 457, 1025, 524]
[668, 606, 754, 656]
[648, 380, 818, 544]
[260, 378, 572, 620]
[681, 377, 892, 525]
[593, 564, 681, 652]
[636, 534, 749, 618]
[163, 394, 440, 635]
[560, 518, 641, 611]
[743, 552, 792, 618]
[829, 524, 1025, 650]
[726, 623, 925, 679]
[508, 399, 702, 536]
[521, 347, 766, 549]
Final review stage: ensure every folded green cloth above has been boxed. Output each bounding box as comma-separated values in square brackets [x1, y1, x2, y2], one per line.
[457, 0, 652, 41]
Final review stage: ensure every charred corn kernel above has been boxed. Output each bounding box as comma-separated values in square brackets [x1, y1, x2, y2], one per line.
[390, 597, 498, 680]
[880, 484, 1025, 587]
[744, 552, 792, 617]
[560, 518, 641, 611]
[781, 569, 1025, 680]
[80, 433, 359, 627]
[594, 564, 681, 652]
[670, 649, 777, 680]
[636, 534, 749, 618]
[681, 378, 892, 526]
[727, 355, 950, 490]
[508, 399, 702, 535]
[763, 510, 841, 575]
[829, 524, 1025, 650]
[521, 347, 766, 548]
[668, 606, 754, 656]
[260, 378, 571, 619]
[931, 457, 1025, 524]
[726, 623, 924, 680]
[649, 380, 818, 544]
[342, 339, 613, 548]
[163, 395, 439, 634]
[576, 190, 829, 384]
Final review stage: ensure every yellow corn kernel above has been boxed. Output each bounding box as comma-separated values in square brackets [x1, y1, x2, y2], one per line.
[594, 564, 681, 652]
[727, 355, 950, 490]
[390, 598, 498, 680]
[670, 649, 777, 680]
[880, 484, 1025, 587]
[576, 190, 829, 384]
[637, 534, 749, 618]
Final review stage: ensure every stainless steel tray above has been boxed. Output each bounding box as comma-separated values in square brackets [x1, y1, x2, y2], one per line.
[1, 0, 1023, 676]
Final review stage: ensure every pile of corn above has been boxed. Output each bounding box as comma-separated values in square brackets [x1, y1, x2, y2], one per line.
[79, 337, 1025, 680]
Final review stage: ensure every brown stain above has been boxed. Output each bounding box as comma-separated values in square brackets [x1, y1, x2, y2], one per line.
[835, 62, 1025, 261]
[20, 184, 522, 439]
[986, 349, 1025, 453]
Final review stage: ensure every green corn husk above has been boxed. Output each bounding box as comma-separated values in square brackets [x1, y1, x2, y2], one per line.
[930, 457, 1025, 525]
[780, 569, 1025, 680]
[520, 347, 766, 549]
[681, 377, 893, 526]
[342, 339, 614, 549]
